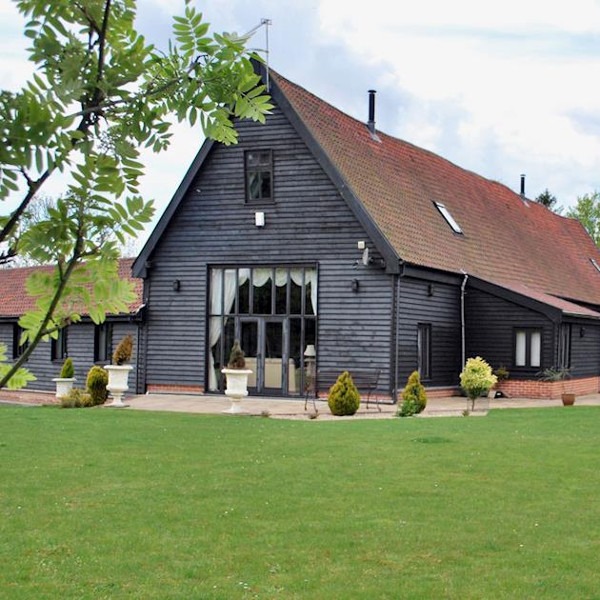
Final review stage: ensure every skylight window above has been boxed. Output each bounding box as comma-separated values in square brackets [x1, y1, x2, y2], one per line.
[590, 258, 600, 273]
[434, 202, 463, 234]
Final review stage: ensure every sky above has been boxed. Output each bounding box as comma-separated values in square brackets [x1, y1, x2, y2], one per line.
[1, 0, 600, 248]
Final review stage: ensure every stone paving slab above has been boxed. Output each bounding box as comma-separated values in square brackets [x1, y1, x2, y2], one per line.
[3, 390, 600, 420]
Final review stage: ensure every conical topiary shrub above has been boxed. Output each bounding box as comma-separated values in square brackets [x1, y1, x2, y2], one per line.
[397, 370, 427, 417]
[112, 334, 133, 365]
[327, 371, 360, 416]
[86, 365, 109, 406]
[60, 357, 75, 379]
[227, 339, 246, 369]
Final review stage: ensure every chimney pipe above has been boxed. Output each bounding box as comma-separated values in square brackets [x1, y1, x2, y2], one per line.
[520, 173, 526, 196]
[367, 90, 376, 134]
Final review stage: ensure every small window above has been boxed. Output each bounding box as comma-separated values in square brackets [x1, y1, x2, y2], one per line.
[417, 323, 432, 380]
[591, 258, 600, 273]
[434, 201, 463, 234]
[514, 328, 542, 368]
[51, 328, 68, 361]
[94, 323, 112, 363]
[245, 150, 273, 203]
[13, 325, 29, 359]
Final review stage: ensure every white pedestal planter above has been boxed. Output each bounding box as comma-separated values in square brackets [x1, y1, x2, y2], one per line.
[104, 365, 133, 408]
[52, 377, 76, 400]
[221, 368, 252, 414]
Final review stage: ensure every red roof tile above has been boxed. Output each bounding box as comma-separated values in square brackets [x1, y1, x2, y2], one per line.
[272, 71, 600, 308]
[0, 258, 143, 318]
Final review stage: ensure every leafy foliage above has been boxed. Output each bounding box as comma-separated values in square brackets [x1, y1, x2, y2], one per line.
[0, 343, 36, 389]
[60, 387, 92, 408]
[327, 371, 360, 416]
[112, 334, 133, 365]
[86, 365, 108, 405]
[397, 371, 427, 417]
[566, 191, 600, 247]
[59, 357, 75, 378]
[460, 357, 497, 410]
[0, 0, 272, 389]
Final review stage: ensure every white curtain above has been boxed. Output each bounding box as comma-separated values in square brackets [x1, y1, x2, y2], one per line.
[290, 268, 317, 315]
[208, 269, 246, 391]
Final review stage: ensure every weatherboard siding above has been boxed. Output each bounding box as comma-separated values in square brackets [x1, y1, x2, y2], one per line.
[396, 277, 461, 388]
[141, 105, 394, 395]
[465, 288, 554, 377]
[567, 321, 600, 378]
[0, 320, 140, 393]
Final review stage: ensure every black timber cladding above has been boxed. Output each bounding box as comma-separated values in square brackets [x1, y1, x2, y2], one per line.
[139, 104, 395, 394]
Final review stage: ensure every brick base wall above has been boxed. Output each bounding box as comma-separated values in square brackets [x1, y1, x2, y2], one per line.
[497, 376, 600, 399]
[146, 384, 205, 395]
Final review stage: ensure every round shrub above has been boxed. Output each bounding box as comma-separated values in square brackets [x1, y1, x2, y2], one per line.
[460, 356, 497, 410]
[60, 357, 75, 379]
[86, 365, 108, 406]
[397, 371, 427, 417]
[60, 388, 92, 408]
[327, 371, 360, 416]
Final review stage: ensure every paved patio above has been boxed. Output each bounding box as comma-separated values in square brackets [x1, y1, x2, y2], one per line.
[121, 391, 600, 420]
[3, 390, 600, 419]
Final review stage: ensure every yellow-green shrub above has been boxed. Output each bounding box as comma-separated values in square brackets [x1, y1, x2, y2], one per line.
[86, 365, 108, 406]
[397, 371, 427, 417]
[327, 371, 360, 416]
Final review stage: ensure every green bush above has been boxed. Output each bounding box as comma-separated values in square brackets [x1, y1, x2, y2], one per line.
[397, 371, 427, 417]
[327, 371, 360, 416]
[60, 388, 92, 408]
[86, 365, 108, 406]
[460, 356, 497, 410]
[59, 357, 75, 379]
[112, 334, 133, 365]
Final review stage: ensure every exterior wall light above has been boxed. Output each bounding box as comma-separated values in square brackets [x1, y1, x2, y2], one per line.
[172, 279, 181, 292]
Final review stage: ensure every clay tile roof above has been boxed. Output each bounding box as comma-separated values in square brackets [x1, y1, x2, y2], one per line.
[0, 258, 143, 318]
[271, 70, 600, 309]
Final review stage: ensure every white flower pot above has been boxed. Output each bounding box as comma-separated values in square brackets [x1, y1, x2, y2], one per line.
[221, 368, 252, 414]
[52, 377, 76, 400]
[104, 365, 133, 407]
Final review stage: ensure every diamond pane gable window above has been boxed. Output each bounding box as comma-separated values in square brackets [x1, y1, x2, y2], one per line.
[434, 202, 463, 234]
[245, 150, 273, 203]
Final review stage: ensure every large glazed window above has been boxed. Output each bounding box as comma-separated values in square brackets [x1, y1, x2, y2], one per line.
[208, 266, 317, 393]
[245, 150, 273, 203]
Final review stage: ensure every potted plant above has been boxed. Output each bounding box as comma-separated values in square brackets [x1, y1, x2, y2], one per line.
[491, 365, 510, 398]
[459, 356, 497, 411]
[538, 367, 574, 405]
[52, 357, 76, 400]
[221, 340, 253, 414]
[104, 334, 133, 407]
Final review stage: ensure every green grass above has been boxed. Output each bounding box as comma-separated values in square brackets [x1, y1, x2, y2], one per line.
[2, 406, 600, 599]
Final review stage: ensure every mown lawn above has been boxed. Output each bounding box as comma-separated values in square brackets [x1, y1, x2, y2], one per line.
[1, 405, 599, 599]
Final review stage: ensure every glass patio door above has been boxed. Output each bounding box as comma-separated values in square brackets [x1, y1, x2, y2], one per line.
[240, 318, 286, 395]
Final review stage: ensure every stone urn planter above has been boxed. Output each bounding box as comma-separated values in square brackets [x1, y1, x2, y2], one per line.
[221, 367, 253, 413]
[221, 340, 252, 414]
[52, 377, 76, 400]
[105, 364, 133, 407]
[53, 357, 76, 400]
[104, 334, 133, 408]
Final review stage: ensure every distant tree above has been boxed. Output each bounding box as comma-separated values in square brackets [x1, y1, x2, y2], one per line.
[566, 191, 600, 247]
[535, 189, 562, 214]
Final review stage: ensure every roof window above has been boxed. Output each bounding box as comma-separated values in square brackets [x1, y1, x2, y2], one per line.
[434, 202, 463, 234]
[590, 258, 600, 273]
